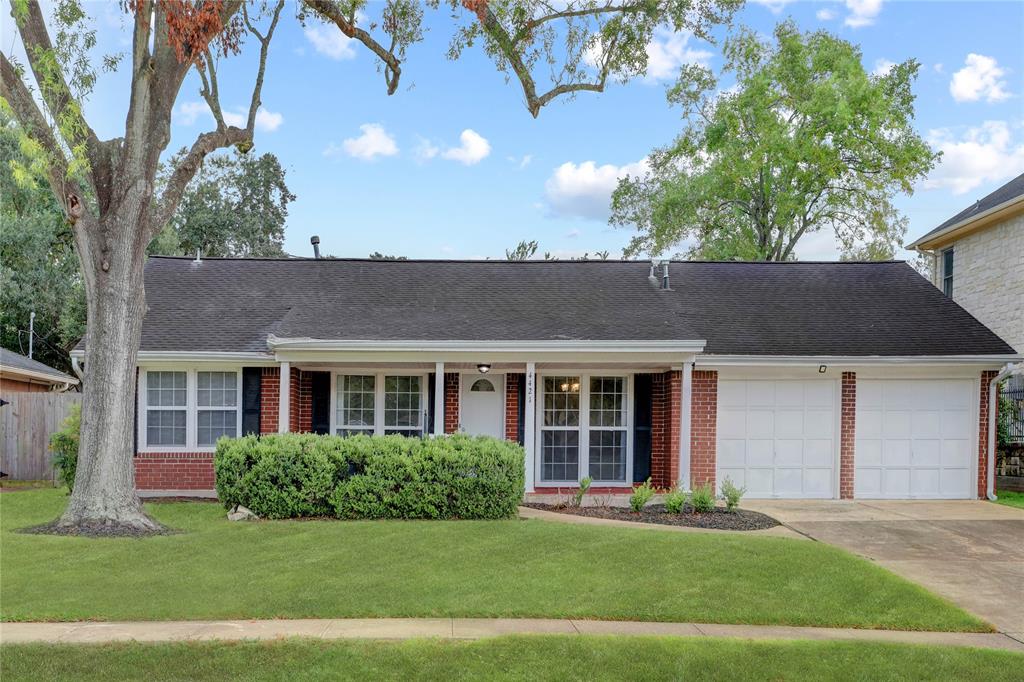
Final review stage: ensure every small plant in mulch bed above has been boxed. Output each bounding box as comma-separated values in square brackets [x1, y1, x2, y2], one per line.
[571, 476, 593, 508]
[720, 476, 747, 513]
[629, 478, 656, 512]
[689, 482, 715, 513]
[663, 486, 686, 514]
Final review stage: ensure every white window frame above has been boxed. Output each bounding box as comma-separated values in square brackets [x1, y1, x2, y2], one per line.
[535, 372, 633, 487]
[196, 370, 243, 448]
[138, 367, 243, 452]
[941, 247, 954, 297]
[329, 370, 429, 437]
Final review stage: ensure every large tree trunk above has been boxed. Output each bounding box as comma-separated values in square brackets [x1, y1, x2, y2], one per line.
[52, 205, 163, 535]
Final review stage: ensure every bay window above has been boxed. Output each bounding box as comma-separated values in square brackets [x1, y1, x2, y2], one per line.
[333, 372, 427, 436]
[539, 373, 631, 484]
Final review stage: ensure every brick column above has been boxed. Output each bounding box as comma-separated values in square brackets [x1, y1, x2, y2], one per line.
[505, 373, 522, 443]
[297, 371, 313, 433]
[288, 369, 301, 433]
[689, 370, 717, 489]
[444, 372, 460, 434]
[650, 373, 667, 487]
[978, 370, 998, 499]
[649, 370, 682, 489]
[260, 367, 280, 434]
[839, 371, 856, 499]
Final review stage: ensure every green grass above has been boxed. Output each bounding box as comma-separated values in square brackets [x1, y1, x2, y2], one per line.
[993, 490, 1024, 509]
[0, 490, 987, 631]
[3, 637, 1020, 681]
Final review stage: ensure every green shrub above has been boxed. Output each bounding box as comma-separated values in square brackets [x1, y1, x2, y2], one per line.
[663, 486, 686, 514]
[572, 476, 593, 507]
[49, 403, 80, 493]
[629, 478, 655, 512]
[720, 476, 746, 512]
[690, 482, 715, 513]
[214, 433, 524, 520]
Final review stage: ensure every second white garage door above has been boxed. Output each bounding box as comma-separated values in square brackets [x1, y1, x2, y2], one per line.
[718, 380, 837, 499]
[855, 379, 976, 499]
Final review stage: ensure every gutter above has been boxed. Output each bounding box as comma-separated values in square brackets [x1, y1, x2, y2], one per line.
[987, 362, 1024, 501]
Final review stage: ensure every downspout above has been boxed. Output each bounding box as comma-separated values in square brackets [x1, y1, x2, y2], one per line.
[70, 355, 84, 382]
[988, 362, 1024, 501]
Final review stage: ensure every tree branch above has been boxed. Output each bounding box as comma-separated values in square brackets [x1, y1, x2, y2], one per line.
[514, 2, 634, 44]
[304, 0, 403, 95]
[242, 0, 284, 132]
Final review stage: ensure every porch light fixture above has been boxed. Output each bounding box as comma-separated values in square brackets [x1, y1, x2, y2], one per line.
[818, 365, 827, 373]
[477, 363, 491, 374]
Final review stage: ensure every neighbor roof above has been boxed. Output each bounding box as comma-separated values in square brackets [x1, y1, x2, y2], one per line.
[77, 256, 1016, 358]
[0, 348, 78, 385]
[908, 172, 1024, 249]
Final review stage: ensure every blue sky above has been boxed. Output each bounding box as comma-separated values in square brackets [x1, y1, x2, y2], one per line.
[6, 1, 1024, 260]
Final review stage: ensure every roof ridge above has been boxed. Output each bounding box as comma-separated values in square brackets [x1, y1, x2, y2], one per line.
[146, 255, 907, 265]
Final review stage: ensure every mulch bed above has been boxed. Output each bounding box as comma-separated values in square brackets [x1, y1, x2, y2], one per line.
[523, 503, 780, 531]
[18, 519, 179, 539]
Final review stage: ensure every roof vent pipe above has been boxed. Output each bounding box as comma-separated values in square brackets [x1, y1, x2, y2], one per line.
[311, 235, 321, 259]
[660, 260, 670, 290]
[194, 248, 201, 263]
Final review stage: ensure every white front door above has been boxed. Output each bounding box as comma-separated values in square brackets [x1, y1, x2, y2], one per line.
[717, 379, 838, 499]
[855, 379, 975, 499]
[461, 374, 504, 438]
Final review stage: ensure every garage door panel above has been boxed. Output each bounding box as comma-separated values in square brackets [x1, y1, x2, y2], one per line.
[855, 379, 975, 499]
[716, 379, 836, 499]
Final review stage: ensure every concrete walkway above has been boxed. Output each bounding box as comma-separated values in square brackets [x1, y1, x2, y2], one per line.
[3, 618, 1023, 652]
[743, 499, 1024, 637]
[518, 506, 804, 538]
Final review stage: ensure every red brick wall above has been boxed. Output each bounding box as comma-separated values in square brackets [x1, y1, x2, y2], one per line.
[288, 369, 300, 433]
[839, 371, 856, 499]
[978, 370, 997, 498]
[690, 370, 717, 489]
[260, 367, 279, 434]
[649, 370, 682, 489]
[505, 373, 521, 442]
[135, 452, 214, 490]
[444, 373, 460, 434]
[296, 370, 313, 433]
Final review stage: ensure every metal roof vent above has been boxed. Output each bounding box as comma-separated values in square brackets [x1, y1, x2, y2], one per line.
[310, 235, 321, 259]
[660, 260, 670, 290]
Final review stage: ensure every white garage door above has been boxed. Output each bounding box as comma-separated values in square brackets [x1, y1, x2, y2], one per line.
[718, 380, 837, 499]
[855, 379, 975, 499]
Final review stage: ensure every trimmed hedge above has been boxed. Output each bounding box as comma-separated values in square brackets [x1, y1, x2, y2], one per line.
[214, 433, 525, 520]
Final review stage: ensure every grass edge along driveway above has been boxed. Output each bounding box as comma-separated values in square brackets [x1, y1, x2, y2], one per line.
[1, 490, 988, 632]
[3, 636, 1021, 682]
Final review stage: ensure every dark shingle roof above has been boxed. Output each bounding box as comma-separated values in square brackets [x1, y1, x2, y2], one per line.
[0, 348, 78, 384]
[909, 172, 1024, 246]
[106, 256, 1015, 357]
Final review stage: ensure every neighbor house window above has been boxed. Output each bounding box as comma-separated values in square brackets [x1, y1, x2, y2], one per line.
[539, 374, 630, 484]
[145, 371, 186, 446]
[333, 373, 426, 436]
[337, 375, 375, 436]
[942, 248, 954, 297]
[196, 371, 239, 446]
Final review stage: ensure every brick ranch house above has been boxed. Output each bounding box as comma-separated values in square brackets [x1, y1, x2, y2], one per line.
[70, 257, 1019, 500]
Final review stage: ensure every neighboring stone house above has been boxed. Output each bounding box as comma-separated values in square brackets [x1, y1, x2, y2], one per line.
[907, 172, 1024, 353]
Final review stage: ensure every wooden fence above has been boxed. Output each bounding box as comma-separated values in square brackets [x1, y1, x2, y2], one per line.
[0, 392, 81, 481]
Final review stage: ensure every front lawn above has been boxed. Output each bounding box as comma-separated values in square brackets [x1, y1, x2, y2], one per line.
[4, 637, 1020, 681]
[0, 490, 987, 631]
[993, 490, 1024, 509]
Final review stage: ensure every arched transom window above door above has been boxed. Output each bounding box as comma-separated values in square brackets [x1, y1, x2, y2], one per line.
[470, 378, 495, 392]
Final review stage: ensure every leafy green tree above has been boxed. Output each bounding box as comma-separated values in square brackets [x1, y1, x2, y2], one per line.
[153, 150, 295, 258]
[368, 252, 407, 260]
[1, 0, 740, 533]
[0, 111, 84, 373]
[612, 21, 938, 261]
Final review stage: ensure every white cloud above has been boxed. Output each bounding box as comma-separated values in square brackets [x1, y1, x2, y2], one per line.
[750, 0, 798, 13]
[304, 24, 357, 60]
[441, 129, 491, 165]
[174, 102, 283, 132]
[544, 158, 649, 221]
[566, 228, 582, 239]
[413, 137, 440, 163]
[950, 54, 1011, 103]
[334, 123, 399, 161]
[923, 121, 1024, 195]
[933, 63, 944, 74]
[816, 7, 837, 20]
[507, 154, 532, 169]
[644, 28, 713, 81]
[844, 0, 883, 28]
[872, 59, 896, 77]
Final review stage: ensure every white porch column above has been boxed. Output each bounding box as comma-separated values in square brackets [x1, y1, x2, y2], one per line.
[524, 362, 536, 493]
[679, 359, 693, 489]
[278, 361, 290, 433]
[434, 362, 445, 436]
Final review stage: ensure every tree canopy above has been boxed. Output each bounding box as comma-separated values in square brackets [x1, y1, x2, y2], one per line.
[611, 21, 938, 261]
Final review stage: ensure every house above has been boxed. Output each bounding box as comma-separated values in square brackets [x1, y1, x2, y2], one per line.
[907, 171, 1024, 353]
[70, 256, 1019, 500]
[0, 348, 79, 393]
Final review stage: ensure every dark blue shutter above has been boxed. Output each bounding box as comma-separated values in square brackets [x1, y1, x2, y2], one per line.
[310, 372, 331, 435]
[632, 374, 653, 483]
[241, 368, 262, 436]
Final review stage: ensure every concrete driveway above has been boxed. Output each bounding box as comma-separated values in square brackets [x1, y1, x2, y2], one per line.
[743, 499, 1024, 636]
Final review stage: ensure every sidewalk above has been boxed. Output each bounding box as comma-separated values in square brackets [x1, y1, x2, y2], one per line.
[3, 618, 1023, 652]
